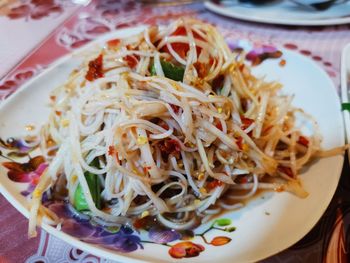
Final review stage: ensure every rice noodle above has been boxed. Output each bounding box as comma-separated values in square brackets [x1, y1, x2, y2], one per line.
[23, 18, 345, 235]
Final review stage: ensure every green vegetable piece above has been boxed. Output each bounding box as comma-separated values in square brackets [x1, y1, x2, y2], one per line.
[74, 158, 102, 211]
[215, 218, 231, 227]
[74, 184, 89, 211]
[341, 103, 350, 111]
[150, 63, 157, 76]
[150, 59, 185, 81]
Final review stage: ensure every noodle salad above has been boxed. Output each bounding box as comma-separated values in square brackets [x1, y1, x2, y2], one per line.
[14, 19, 345, 238]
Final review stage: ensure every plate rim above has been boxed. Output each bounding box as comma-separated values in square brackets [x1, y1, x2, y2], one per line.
[0, 26, 345, 263]
[204, 1, 350, 26]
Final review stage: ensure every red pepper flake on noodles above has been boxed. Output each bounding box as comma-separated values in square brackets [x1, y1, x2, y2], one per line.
[158, 139, 181, 158]
[108, 146, 115, 156]
[206, 180, 223, 191]
[297, 136, 309, 147]
[170, 104, 181, 114]
[107, 39, 120, 48]
[159, 121, 169, 130]
[85, 54, 104, 81]
[236, 136, 243, 150]
[193, 61, 207, 78]
[215, 121, 223, 131]
[240, 116, 254, 130]
[236, 176, 248, 184]
[143, 166, 152, 174]
[160, 26, 203, 59]
[124, 55, 139, 69]
[278, 166, 294, 178]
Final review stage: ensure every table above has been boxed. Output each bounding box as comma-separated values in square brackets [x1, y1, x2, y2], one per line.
[0, 1, 349, 262]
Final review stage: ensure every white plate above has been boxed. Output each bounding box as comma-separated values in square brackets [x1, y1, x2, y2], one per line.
[205, 1, 350, 26]
[341, 43, 350, 162]
[0, 26, 345, 263]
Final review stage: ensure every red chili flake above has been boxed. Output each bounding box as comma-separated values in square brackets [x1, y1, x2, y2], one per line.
[278, 166, 294, 178]
[124, 55, 139, 69]
[279, 59, 286, 67]
[237, 177, 248, 184]
[297, 136, 309, 147]
[240, 116, 254, 130]
[107, 38, 120, 48]
[239, 64, 245, 71]
[126, 44, 135, 50]
[173, 26, 187, 36]
[193, 61, 207, 78]
[55, 111, 61, 116]
[215, 121, 223, 131]
[236, 136, 243, 150]
[102, 207, 112, 213]
[209, 57, 215, 66]
[170, 104, 181, 114]
[133, 216, 156, 230]
[275, 185, 286, 192]
[171, 26, 204, 40]
[158, 139, 181, 158]
[108, 146, 115, 156]
[160, 26, 202, 59]
[85, 54, 104, 81]
[133, 218, 146, 229]
[143, 166, 152, 174]
[206, 180, 223, 191]
[159, 121, 169, 130]
[50, 95, 56, 101]
[151, 118, 169, 130]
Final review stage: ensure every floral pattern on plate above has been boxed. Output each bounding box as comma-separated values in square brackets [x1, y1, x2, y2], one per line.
[0, 141, 236, 259]
[3, 0, 65, 20]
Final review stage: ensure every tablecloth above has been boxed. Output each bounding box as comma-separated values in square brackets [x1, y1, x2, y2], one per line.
[0, 1, 350, 262]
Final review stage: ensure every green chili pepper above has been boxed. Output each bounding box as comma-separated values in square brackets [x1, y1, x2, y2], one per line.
[151, 59, 185, 81]
[74, 158, 102, 211]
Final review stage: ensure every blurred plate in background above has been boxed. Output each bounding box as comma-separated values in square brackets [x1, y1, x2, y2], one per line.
[205, 0, 350, 25]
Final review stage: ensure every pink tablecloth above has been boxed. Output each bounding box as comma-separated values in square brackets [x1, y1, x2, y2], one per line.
[0, 1, 350, 262]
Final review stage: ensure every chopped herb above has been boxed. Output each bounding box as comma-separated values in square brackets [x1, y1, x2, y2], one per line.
[342, 103, 350, 111]
[151, 59, 185, 81]
[74, 158, 102, 211]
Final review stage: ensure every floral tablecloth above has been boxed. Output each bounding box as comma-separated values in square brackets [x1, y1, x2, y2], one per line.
[0, 1, 350, 262]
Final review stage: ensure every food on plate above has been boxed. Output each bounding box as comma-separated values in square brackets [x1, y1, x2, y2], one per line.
[7, 19, 344, 237]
